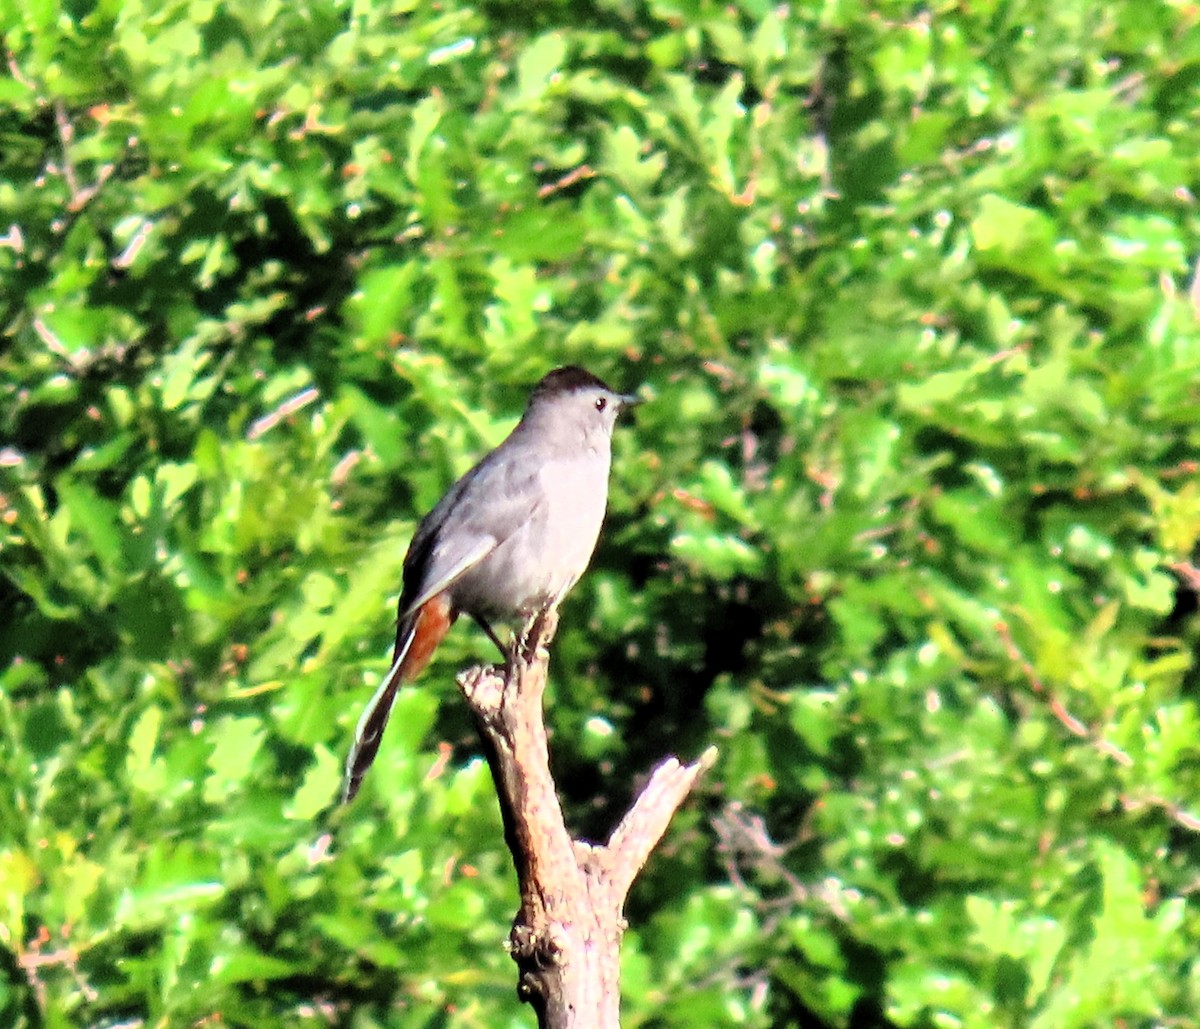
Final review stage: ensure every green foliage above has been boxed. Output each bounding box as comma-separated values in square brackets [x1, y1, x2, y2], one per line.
[4, 0, 1200, 1026]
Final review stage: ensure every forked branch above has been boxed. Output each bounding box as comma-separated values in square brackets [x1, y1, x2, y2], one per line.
[458, 611, 714, 1029]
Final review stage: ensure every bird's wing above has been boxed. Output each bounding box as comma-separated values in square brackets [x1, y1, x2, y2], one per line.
[397, 442, 546, 620]
[399, 532, 497, 619]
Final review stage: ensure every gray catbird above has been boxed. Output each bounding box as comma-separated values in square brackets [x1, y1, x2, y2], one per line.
[342, 366, 640, 802]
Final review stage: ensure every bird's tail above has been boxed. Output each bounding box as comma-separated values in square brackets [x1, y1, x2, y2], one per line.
[341, 595, 455, 803]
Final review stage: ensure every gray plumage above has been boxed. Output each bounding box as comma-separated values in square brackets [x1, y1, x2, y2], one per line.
[342, 366, 639, 802]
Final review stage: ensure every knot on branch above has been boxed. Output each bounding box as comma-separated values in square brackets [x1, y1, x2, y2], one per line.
[511, 922, 570, 1008]
[510, 921, 568, 969]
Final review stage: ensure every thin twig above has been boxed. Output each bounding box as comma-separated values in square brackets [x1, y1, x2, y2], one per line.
[247, 387, 321, 440]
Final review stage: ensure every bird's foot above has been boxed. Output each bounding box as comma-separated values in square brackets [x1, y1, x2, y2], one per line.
[515, 607, 559, 665]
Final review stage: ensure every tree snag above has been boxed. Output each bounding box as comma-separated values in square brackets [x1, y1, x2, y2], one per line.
[457, 610, 715, 1029]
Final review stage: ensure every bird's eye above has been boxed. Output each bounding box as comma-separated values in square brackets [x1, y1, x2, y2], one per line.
[594, 395, 608, 411]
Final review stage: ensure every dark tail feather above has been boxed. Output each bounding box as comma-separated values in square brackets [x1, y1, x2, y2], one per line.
[340, 596, 456, 804]
[341, 626, 414, 804]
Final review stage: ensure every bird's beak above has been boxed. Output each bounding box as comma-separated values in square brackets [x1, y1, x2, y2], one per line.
[618, 391, 644, 409]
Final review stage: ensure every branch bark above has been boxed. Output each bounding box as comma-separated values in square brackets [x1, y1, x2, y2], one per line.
[457, 610, 714, 1029]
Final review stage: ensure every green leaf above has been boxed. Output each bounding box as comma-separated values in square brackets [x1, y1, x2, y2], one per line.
[204, 717, 267, 804]
[516, 32, 567, 102]
[971, 194, 1055, 266]
[287, 745, 340, 821]
[127, 706, 168, 795]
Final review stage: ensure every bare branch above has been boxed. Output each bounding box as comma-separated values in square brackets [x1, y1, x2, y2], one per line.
[53, 99, 80, 202]
[604, 748, 716, 900]
[456, 610, 711, 1028]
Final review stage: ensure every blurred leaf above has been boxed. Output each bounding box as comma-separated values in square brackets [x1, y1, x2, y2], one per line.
[204, 717, 267, 804]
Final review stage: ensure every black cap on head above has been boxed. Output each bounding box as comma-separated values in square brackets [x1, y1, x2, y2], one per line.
[530, 365, 614, 401]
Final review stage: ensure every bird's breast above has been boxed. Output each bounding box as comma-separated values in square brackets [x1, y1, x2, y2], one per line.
[451, 449, 611, 620]
[537, 448, 610, 580]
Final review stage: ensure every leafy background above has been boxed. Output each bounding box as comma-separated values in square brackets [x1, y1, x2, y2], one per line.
[3, 0, 1200, 1026]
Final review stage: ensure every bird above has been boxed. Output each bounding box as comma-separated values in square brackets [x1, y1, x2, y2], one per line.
[341, 365, 640, 803]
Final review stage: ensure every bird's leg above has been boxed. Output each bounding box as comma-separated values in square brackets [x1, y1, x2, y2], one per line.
[519, 605, 560, 663]
[470, 612, 510, 662]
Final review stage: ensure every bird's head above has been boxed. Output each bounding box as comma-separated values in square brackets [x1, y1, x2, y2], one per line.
[523, 365, 642, 444]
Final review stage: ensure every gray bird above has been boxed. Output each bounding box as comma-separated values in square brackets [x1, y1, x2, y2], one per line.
[342, 366, 640, 803]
